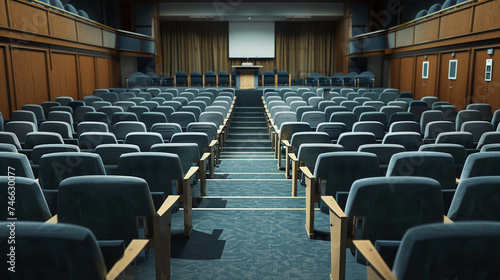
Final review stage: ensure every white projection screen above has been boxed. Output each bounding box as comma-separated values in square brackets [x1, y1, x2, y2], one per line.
[228, 22, 275, 59]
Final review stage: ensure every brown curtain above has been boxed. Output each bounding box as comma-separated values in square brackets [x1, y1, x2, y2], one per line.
[160, 21, 338, 79]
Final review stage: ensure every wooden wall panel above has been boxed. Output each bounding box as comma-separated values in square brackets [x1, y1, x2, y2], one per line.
[0, 0, 8, 27]
[50, 52, 79, 100]
[395, 27, 414, 48]
[399, 56, 414, 93]
[96, 57, 110, 89]
[77, 22, 103, 46]
[414, 55, 438, 100]
[110, 58, 121, 87]
[9, 1, 49, 35]
[389, 58, 400, 89]
[0, 47, 11, 118]
[439, 9, 472, 39]
[473, 0, 500, 32]
[79, 55, 96, 96]
[103, 30, 117, 49]
[11, 48, 50, 108]
[414, 19, 439, 44]
[438, 52, 470, 111]
[48, 13, 77, 41]
[471, 49, 500, 111]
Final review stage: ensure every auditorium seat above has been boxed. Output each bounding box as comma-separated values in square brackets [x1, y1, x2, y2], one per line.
[94, 143, 140, 175]
[338, 131, 377, 151]
[78, 132, 117, 151]
[140, 112, 168, 131]
[171, 132, 215, 178]
[0, 177, 51, 221]
[0, 152, 35, 179]
[415, 9, 428, 19]
[0, 132, 22, 149]
[382, 132, 422, 151]
[352, 121, 385, 140]
[460, 152, 500, 180]
[113, 121, 147, 141]
[217, 71, 230, 87]
[329, 112, 356, 131]
[467, 103, 492, 120]
[54, 96, 73, 106]
[419, 143, 467, 178]
[455, 109, 481, 131]
[175, 71, 189, 86]
[124, 132, 163, 152]
[21, 104, 45, 122]
[11, 110, 37, 124]
[24, 132, 64, 149]
[151, 123, 182, 142]
[30, 144, 80, 177]
[389, 121, 420, 134]
[277, 70, 290, 86]
[77, 9, 90, 19]
[436, 131, 475, 149]
[5, 121, 38, 145]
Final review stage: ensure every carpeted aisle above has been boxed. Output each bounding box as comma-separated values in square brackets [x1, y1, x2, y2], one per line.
[136, 95, 366, 279]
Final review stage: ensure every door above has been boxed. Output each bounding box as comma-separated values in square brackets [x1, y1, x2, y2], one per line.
[438, 51, 470, 111]
[471, 49, 500, 111]
[51, 52, 79, 100]
[414, 54, 438, 100]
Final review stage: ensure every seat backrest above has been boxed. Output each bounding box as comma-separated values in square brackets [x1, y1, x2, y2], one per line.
[78, 132, 117, 150]
[151, 143, 200, 174]
[151, 123, 182, 141]
[199, 112, 225, 127]
[124, 132, 164, 152]
[420, 110, 444, 134]
[21, 104, 45, 121]
[477, 131, 500, 149]
[424, 121, 455, 139]
[31, 144, 80, 165]
[456, 109, 481, 131]
[0, 131, 22, 149]
[24, 132, 65, 149]
[300, 111, 326, 130]
[337, 132, 377, 151]
[467, 103, 492, 120]
[169, 112, 197, 131]
[290, 132, 331, 154]
[460, 152, 500, 180]
[94, 144, 140, 166]
[461, 121, 494, 142]
[0, 152, 34, 178]
[436, 131, 474, 149]
[113, 121, 147, 140]
[5, 121, 38, 142]
[297, 143, 344, 171]
[0, 177, 51, 221]
[170, 132, 209, 156]
[382, 132, 422, 151]
[140, 112, 168, 131]
[329, 112, 356, 131]
[389, 121, 420, 133]
[352, 121, 385, 139]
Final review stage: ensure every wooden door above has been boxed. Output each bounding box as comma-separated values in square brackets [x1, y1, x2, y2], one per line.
[414, 54, 438, 100]
[0, 46, 11, 118]
[471, 49, 500, 111]
[51, 52, 79, 100]
[399, 56, 414, 93]
[11, 47, 50, 108]
[438, 51, 470, 111]
[389, 58, 400, 89]
[96, 57, 110, 89]
[79, 55, 97, 96]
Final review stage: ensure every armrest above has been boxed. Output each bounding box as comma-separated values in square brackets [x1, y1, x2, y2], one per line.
[456, 178, 460, 185]
[184, 166, 199, 181]
[209, 140, 218, 148]
[282, 140, 290, 147]
[200, 152, 210, 161]
[157, 195, 180, 217]
[321, 196, 347, 219]
[46, 214, 58, 223]
[444, 215, 453, 223]
[289, 153, 298, 162]
[106, 239, 149, 280]
[352, 240, 396, 280]
[299, 166, 314, 180]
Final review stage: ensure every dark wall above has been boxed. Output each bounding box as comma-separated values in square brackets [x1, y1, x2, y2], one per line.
[401, 0, 435, 23]
[65, 0, 120, 28]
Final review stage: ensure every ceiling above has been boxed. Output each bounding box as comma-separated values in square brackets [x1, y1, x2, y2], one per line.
[159, 2, 344, 21]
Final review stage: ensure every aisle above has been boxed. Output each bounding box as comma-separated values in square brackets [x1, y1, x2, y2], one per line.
[137, 103, 365, 279]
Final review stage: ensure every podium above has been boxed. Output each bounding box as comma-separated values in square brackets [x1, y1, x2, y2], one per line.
[232, 65, 263, 89]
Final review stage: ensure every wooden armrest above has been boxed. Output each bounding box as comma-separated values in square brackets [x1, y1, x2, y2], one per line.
[46, 215, 58, 223]
[209, 139, 218, 148]
[321, 196, 347, 219]
[272, 125, 278, 132]
[352, 240, 396, 280]
[200, 152, 210, 161]
[444, 215, 453, 223]
[184, 166, 199, 181]
[106, 239, 149, 280]
[456, 178, 460, 184]
[157, 195, 180, 217]
[299, 166, 314, 179]
[289, 153, 298, 162]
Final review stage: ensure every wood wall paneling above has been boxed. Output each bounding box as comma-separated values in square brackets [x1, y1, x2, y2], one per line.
[11, 48, 50, 108]
[438, 52, 470, 111]
[111, 58, 121, 87]
[0, 0, 8, 27]
[471, 49, 500, 111]
[79, 55, 97, 96]
[473, 0, 500, 32]
[399, 56, 415, 93]
[48, 13, 77, 41]
[0, 47, 11, 118]
[9, 1, 49, 35]
[414, 19, 439, 44]
[50, 52, 79, 100]
[395, 27, 414, 48]
[96, 57, 110, 89]
[414, 55, 438, 100]
[389, 58, 400, 89]
[77, 22, 103, 46]
[439, 9, 472, 39]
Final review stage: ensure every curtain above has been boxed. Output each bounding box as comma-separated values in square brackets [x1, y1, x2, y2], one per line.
[160, 21, 338, 79]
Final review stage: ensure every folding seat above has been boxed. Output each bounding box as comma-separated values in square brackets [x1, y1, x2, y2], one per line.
[382, 132, 422, 151]
[138, 112, 166, 131]
[118, 91, 136, 101]
[359, 111, 387, 126]
[56, 177, 175, 279]
[21, 104, 45, 122]
[387, 111, 414, 129]
[353, 97, 372, 105]
[397, 91, 413, 101]
[5, 121, 37, 144]
[358, 143, 405, 175]
[67, 100, 85, 112]
[460, 120, 494, 143]
[215, 96, 234, 108]
[275, 122, 310, 168]
[352, 121, 385, 140]
[329, 111, 356, 131]
[83, 95, 103, 106]
[38, 152, 106, 213]
[74, 105, 95, 123]
[467, 103, 492, 120]
[285, 132, 331, 177]
[432, 101, 451, 108]
[378, 92, 397, 104]
[113, 121, 147, 141]
[388, 100, 409, 111]
[380, 105, 404, 123]
[94, 144, 140, 175]
[294, 106, 314, 122]
[460, 152, 500, 180]
[205, 105, 228, 121]
[0, 176, 51, 221]
[47, 111, 75, 134]
[0, 143, 18, 152]
[117, 152, 195, 236]
[282, 92, 298, 101]
[481, 143, 500, 152]
[204, 71, 217, 86]
[419, 143, 467, 178]
[316, 122, 346, 142]
[339, 100, 359, 112]
[455, 109, 481, 131]
[332, 96, 348, 104]
[436, 131, 475, 149]
[110, 112, 138, 127]
[147, 88, 161, 97]
[99, 92, 119, 104]
[158, 92, 175, 101]
[128, 97, 146, 105]
[362, 92, 379, 101]
[41, 101, 61, 118]
[152, 105, 175, 120]
[164, 88, 179, 97]
[0, 131, 22, 149]
[179, 92, 196, 102]
[354, 221, 500, 280]
[123, 132, 163, 152]
[271, 112, 297, 142]
[301, 151, 380, 238]
[300, 111, 326, 130]
[185, 88, 200, 96]
[171, 132, 215, 178]
[178, 105, 202, 121]
[78, 132, 117, 151]
[30, 143, 80, 175]
[39, 120, 75, 140]
[492, 109, 500, 128]
[346, 92, 361, 101]
[129, 88, 142, 95]
[92, 89, 109, 97]
[353, 105, 376, 121]
[421, 96, 439, 108]
[151, 123, 182, 142]
[187, 122, 220, 157]
[172, 96, 189, 107]
[76, 121, 108, 137]
[24, 132, 64, 149]
[11, 110, 37, 124]
[476, 131, 500, 150]
[91, 100, 113, 111]
[169, 112, 197, 132]
[423, 120, 454, 142]
[419, 110, 444, 134]
[301, 92, 316, 102]
[0, 152, 35, 179]
[199, 112, 227, 149]
[49, 105, 73, 115]
[408, 100, 428, 122]
[307, 96, 323, 109]
[113, 100, 135, 112]
[55, 96, 73, 106]
[139, 100, 160, 111]
[340, 88, 354, 97]
[128, 105, 150, 119]
[188, 100, 207, 112]
[337, 131, 377, 151]
[317, 101, 336, 112]
[195, 95, 212, 107]
[289, 143, 343, 196]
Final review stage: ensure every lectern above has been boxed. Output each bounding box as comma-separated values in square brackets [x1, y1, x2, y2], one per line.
[232, 64, 263, 89]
